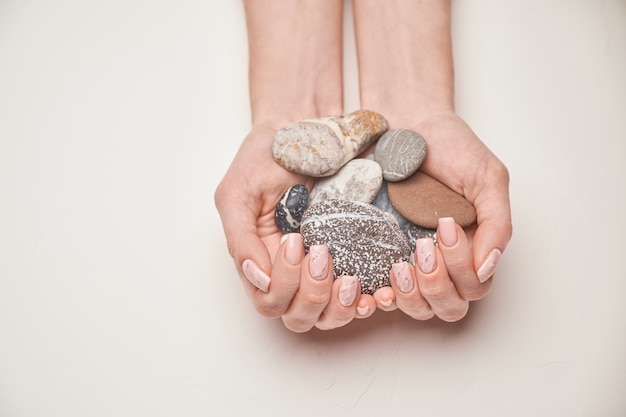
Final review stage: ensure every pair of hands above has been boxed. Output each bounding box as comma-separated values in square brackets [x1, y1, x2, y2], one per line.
[214, 111, 512, 333]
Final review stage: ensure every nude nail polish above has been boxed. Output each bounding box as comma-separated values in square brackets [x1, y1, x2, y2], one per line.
[285, 233, 303, 266]
[356, 305, 370, 316]
[392, 262, 414, 293]
[309, 245, 329, 280]
[477, 248, 501, 283]
[242, 259, 270, 292]
[415, 238, 436, 274]
[438, 217, 458, 247]
[339, 276, 358, 307]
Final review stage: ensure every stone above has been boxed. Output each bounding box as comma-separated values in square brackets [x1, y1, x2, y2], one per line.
[272, 109, 389, 177]
[405, 224, 438, 248]
[374, 129, 427, 182]
[300, 200, 411, 295]
[387, 171, 477, 229]
[308, 158, 383, 206]
[372, 181, 437, 249]
[372, 180, 412, 231]
[274, 184, 309, 233]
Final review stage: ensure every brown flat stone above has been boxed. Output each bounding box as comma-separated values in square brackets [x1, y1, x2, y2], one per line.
[387, 171, 476, 229]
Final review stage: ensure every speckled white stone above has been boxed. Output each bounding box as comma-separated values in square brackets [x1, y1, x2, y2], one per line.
[272, 109, 388, 177]
[300, 200, 411, 295]
[308, 159, 383, 206]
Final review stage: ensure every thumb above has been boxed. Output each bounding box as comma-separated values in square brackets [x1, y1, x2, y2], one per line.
[215, 188, 273, 295]
[471, 178, 513, 283]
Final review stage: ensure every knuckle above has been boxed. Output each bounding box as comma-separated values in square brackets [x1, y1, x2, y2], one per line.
[282, 316, 314, 333]
[421, 285, 447, 300]
[439, 303, 470, 323]
[303, 292, 331, 310]
[254, 299, 287, 318]
[460, 280, 492, 301]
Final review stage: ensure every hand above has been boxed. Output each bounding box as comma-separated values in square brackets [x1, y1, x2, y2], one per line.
[215, 126, 377, 331]
[376, 112, 513, 321]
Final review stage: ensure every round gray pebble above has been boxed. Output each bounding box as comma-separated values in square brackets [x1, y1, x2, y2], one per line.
[374, 128, 427, 182]
[274, 184, 309, 233]
[300, 199, 411, 295]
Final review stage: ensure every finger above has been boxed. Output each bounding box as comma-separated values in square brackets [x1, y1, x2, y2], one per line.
[414, 238, 469, 322]
[390, 261, 434, 321]
[437, 217, 491, 301]
[215, 182, 273, 298]
[354, 294, 377, 319]
[281, 245, 334, 333]
[248, 233, 304, 318]
[471, 162, 513, 283]
[315, 275, 360, 330]
[373, 286, 397, 311]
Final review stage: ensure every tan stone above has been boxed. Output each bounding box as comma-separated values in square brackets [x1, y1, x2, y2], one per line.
[272, 109, 388, 177]
[387, 171, 476, 228]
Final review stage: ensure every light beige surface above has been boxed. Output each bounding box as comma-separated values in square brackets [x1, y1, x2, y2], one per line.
[1, 1, 625, 416]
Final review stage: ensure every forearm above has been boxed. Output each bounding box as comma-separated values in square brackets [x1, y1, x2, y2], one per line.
[353, 0, 454, 126]
[244, 0, 344, 129]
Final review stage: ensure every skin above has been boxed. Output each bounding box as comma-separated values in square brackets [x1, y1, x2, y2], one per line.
[214, 0, 512, 331]
[354, 0, 513, 319]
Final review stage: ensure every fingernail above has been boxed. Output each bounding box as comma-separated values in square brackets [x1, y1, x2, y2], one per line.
[242, 259, 270, 292]
[392, 262, 414, 293]
[285, 233, 303, 266]
[477, 248, 501, 283]
[379, 298, 393, 308]
[356, 305, 370, 316]
[309, 245, 329, 280]
[438, 217, 458, 247]
[415, 238, 436, 274]
[339, 275, 358, 307]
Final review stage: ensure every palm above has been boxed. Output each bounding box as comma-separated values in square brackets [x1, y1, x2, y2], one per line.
[219, 126, 314, 261]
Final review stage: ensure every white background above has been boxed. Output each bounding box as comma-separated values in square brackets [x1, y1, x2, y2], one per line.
[1, 1, 625, 416]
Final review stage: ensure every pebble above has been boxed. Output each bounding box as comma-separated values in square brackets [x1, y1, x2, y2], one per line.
[272, 109, 389, 177]
[300, 200, 411, 295]
[308, 158, 383, 206]
[405, 224, 438, 248]
[387, 171, 477, 229]
[274, 184, 309, 233]
[374, 129, 427, 182]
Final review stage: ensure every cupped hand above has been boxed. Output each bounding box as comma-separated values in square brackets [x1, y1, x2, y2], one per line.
[214, 125, 375, 331]
[378, 111, 513, 321]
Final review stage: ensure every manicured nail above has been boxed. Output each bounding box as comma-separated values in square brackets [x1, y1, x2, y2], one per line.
[242, 259, 270, 292]
[415, 238, 436, 274]
[356, 305, 370, 316]
[379, 298, 393, 308]
[285, 233, 303, 266]
[392, 262, 414, 293]
[309, 245, 329, 280]
[477, 248, 501, 283]
[438, 217, 458, 247]
[339, 275, 358, 307]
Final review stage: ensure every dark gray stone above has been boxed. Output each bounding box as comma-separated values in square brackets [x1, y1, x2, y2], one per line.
[300, 199, 411, 295]
[274, 184, 309, 233]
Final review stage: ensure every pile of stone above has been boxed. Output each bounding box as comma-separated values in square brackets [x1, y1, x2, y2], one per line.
[272, 109, 475, 294]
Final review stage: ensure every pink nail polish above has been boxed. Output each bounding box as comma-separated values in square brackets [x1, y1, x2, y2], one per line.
[309, 245, 329, 280]
[392, 262, 414, 293]
[477, 248, 501, 283]
[242, 259, 270, 292]
[339, 275, 358, 307]
[438, 217, 458, 247]
[356, 305, 370, 316]
[415, 238, 436, 274]
[285, 233, 303, 266]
